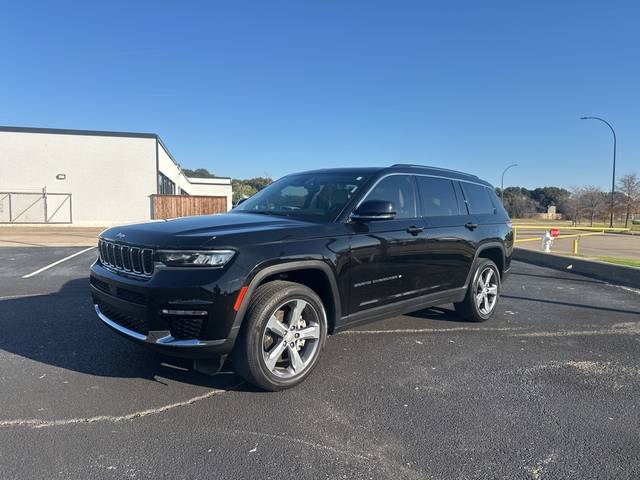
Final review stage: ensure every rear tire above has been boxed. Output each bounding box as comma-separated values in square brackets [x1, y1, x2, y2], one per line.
[454, 258, 501, 322]
[233, 280, 327, 391]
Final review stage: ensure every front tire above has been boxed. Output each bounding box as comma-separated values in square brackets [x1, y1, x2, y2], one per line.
[233, 280, 328, 391]
[454, 258, 501, 322]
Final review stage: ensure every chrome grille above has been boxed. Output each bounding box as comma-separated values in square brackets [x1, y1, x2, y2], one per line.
[99, 239, 154, 276]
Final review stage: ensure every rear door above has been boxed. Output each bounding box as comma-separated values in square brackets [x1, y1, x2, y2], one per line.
[415, 176, 476, 291]
[459, 181, 502, 239]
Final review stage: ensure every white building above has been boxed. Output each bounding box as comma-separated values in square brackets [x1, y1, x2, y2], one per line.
[0, 126, 232, 226]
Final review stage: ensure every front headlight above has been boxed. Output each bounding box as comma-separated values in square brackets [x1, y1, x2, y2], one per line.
[157, 250, 235, 267]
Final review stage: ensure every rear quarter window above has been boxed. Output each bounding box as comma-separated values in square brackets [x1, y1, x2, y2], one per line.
[487, 188, 510, 219]
[461, 183, 496, 215]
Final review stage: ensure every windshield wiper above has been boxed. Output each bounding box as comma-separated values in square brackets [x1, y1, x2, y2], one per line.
[243, 210, 293, 217]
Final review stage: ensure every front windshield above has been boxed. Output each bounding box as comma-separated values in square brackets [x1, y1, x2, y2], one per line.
[233, 172, 372, 221]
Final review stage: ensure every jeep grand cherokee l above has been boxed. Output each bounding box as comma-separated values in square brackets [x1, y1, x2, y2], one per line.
[90, 164, 513, 390]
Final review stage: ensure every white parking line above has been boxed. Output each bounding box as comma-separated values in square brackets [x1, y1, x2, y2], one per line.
[0, 293, 44, 301]
[0, 384, 239, 429]
[21, 247, 96, 279]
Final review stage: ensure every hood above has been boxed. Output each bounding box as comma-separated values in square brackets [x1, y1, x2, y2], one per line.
[100, 212, 329, 249]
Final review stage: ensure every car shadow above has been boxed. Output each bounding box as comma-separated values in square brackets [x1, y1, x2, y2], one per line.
[509, 270, 605, 285]
[0, 278, 256, 392]
[404, 305, 465, 322]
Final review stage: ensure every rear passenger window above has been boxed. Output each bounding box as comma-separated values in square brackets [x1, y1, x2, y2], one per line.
[416, 177, 459, 217]
[461, 183, 495, 215]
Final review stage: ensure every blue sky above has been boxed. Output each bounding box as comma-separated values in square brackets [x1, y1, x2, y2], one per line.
[1, 1, 638, 189]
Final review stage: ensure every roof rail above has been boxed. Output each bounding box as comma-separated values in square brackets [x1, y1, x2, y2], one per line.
[390, 164, 480, 179]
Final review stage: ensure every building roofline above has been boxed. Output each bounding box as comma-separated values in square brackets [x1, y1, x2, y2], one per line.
[0, 125, 159, 140]
[0, 125, 184, 172]
[0, 125, 231, 182]
[184, 176, 232, 183]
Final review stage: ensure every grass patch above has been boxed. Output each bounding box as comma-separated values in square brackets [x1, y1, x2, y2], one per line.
[511, 219, 638, 233]
[592, 256, 640, 268]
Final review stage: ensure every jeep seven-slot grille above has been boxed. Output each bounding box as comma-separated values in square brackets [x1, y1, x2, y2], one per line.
[99, 239, 154, 276]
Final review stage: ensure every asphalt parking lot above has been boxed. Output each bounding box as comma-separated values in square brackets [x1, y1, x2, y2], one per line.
[1, 247, 639, 479]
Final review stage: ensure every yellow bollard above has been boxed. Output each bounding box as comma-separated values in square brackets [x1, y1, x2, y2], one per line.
[573, 237, 579, 255]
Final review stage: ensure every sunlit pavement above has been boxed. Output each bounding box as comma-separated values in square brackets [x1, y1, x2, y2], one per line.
[1, 247, 639, 479]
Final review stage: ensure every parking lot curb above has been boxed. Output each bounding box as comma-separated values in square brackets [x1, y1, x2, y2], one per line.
[514, 248, 640, 289]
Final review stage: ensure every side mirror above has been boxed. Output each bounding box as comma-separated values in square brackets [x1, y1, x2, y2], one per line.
[351, 200, 396, 222]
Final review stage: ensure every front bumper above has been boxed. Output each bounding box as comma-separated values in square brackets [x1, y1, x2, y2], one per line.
[93, 301, 231, 358]
[90, 261, 244, 359]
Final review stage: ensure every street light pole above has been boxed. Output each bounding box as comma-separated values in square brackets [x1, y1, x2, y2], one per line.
[500, 163, 518, 204]
[580, 116, 617, 228]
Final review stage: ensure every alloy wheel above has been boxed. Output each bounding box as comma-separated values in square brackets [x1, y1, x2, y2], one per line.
[475, 266, 498, 316]
[261, 299, 321, 379]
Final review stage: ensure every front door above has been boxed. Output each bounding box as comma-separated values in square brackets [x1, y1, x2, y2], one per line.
[347, 175, 429, 314]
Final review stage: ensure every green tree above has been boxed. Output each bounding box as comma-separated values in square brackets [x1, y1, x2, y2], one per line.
[497, 187, 541, 218]
[232, 177, 273, 204]
[182, 168, 216, 178]
[245, 176, 272, 191]
[530, 187, 571, 213]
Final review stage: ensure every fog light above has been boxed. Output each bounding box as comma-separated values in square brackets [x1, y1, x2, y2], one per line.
[161, 309, 207, 316]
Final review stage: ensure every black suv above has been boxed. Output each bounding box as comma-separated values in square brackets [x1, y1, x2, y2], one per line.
[90, 164, 512, 390]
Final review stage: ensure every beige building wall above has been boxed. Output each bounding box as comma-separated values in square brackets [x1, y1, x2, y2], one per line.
[0, 130, 156, 225]
[0, 127, 233, 226]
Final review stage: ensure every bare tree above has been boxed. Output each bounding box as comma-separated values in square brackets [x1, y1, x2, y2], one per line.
[564, 187, 584, 225]
[617, 173, 640, 228]
[578, 186, 607, 226]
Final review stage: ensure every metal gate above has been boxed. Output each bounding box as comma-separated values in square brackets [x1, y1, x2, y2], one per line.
[0, 189, 72, 224]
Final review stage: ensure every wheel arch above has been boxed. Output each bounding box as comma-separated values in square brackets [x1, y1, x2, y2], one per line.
[234, 261, 341, 334]
[463, 242, 506, 288]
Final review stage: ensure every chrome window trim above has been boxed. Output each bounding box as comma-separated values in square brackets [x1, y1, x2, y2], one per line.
[459, 181, 497, 215]
[350, 213, 395, 220]
[352, 172, 492, 216]
[351, 173, 418, 220]
[415, 175, 463, 217]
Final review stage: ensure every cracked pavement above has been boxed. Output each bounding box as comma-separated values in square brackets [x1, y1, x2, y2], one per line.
[0, 247, 639, 479]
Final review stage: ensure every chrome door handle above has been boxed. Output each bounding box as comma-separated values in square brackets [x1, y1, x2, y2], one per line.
[406, 226, 424, 236]
[465, 222, 478, 230]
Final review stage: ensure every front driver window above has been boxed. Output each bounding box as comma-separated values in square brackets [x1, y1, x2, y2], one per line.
[361, 175, 417, 219]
